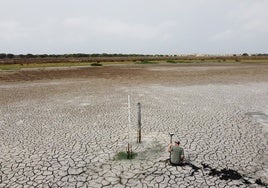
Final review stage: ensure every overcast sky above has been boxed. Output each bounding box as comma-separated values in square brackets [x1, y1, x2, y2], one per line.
[0, 0, 268, 55]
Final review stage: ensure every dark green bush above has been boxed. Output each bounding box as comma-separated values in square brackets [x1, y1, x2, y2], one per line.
[91, 62, 103, 66]
[114, 151, 137, 160]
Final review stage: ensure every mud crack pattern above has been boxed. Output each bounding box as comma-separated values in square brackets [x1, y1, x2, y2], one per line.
[0, 65, 268, 187]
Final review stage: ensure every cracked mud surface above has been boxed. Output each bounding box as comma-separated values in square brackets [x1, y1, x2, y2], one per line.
[1, 63, 268, 187]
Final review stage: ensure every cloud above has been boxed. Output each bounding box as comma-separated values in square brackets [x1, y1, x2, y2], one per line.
[92, 18, 174, 40]
[206, 0, 268, 52]
[210, 30, 234, 41]
[61, 17, 174, 41]
[226, 1, 268, 33]
[0, 21, 28, 40]
[0, 0, 268, 54]
[62, 18, 88, 28]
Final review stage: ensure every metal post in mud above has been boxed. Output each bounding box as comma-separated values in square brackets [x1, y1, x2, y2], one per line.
[127, 95, 132, 159]
[169, 133, 174, 160]
[137, 102, 141, 143]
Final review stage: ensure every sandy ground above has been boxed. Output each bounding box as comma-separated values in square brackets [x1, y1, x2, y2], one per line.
[0, 63, 268, 187]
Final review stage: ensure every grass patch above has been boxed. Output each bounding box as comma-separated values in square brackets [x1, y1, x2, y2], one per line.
[166, 60, 198, 64]
[0, 62, 92, 70]
[166, 60, 177, 63]
[135, 61, 158, 64]
[114, 151, 138, 160]
[0, 64, 21, 70]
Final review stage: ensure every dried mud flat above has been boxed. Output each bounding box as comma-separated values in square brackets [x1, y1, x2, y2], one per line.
[0, 63, 268, 187]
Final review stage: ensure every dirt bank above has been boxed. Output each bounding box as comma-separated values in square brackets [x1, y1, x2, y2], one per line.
[0, 63, 268, 85]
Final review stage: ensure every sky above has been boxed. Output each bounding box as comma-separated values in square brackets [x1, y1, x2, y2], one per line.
[0, 0, 268, 55]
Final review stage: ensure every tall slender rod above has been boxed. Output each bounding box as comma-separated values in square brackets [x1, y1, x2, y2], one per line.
[137, 102, 141, 143]
[169, 133, 174, 160]
[127, 95, 132, 158]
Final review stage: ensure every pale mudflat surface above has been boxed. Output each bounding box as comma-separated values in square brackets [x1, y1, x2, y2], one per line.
[0, 63, 268, 187]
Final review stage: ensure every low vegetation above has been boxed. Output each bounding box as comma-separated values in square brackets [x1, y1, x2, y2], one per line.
[91, 62, 103, 66]
[135, 61, 159, 64]
[0, 53, 267, 70]
[166, 60, 192, 64]
[0, 62, 92, 70]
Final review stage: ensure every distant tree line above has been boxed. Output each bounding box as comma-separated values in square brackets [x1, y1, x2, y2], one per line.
[251, 53, 268, 56]
[0, 53, 15, 59]
[1, 53, 268, 59]
[1, 53, 268, 65]
[0, 53, 152, 59]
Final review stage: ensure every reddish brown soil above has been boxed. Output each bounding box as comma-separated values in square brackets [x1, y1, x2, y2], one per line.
[0, 63, 268, 85]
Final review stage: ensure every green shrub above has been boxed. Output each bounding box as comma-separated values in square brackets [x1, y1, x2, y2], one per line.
[91, 62, 103, 66]
[114, 151, 137, 160]
[166, 60, 189, 64]
[135, 61, 158, 64]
